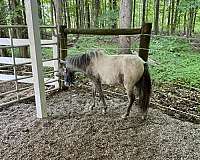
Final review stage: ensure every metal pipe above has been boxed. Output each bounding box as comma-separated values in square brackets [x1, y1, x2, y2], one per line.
[0, 25, 56, 28]
[0, 88, 58, 108]
[0, 62, 32, 69]
[8, 28, 19, 101]
[0, 44, 29, 49]
[0, 75, 33, 84]
[0, 58, 58, 69]
[0, 86, 32, 97]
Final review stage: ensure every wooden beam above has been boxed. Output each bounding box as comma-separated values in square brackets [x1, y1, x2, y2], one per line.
[25, 0, 47, 118]
[139, 23, 152, 61]
[62, 27, 141, 35]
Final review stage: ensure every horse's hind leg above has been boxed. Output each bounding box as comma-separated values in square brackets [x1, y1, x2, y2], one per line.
[122, 86, 135, 119]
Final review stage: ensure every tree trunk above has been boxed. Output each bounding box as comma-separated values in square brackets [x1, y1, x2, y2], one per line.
[171, 0, 180, 34]
[119, 0, 133, 54]
[154, 0, 160, 35]
[138, 0, 141, 26]
[161, 0, 166, 33]
[167, 0, 171, 35]
[187, 8, 194, 37]
[112, 0, 117, 28]
[146, 0, 150, 21]
[183, 12, 187, 35]
[192, 8, 198, 33]
[142, 0, 147, 24]
[75, 0, 80, 28]
[79, 0, 84, 28]
[85, 0, 90, 28]
[170, 0, 175, 34]
[63, 2, 67, 26]
[132, 0, 136, 28]
[95, 0, 100, 27]
[66, 1, 71, 28]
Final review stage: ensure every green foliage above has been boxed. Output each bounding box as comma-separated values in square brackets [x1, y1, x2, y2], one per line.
[0, 1, 8, 24]
[97, 10, 118, 28]
[42, 48, 53, 59]
[68, 36, 119, 55]
[179, 0, 200, 11]
[150, 37, 200, 88]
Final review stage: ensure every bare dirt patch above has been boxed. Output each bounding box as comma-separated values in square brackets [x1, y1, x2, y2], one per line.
[0, 83, 200, 160]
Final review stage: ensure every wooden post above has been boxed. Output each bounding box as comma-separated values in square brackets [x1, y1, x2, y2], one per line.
[139, 23, 152, 61]
[60, 26, 68, 61]
[63, 28, 141, 35]
[25, 0, 47, 118]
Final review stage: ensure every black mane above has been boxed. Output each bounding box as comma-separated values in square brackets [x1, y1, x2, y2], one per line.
[66, 50, 103, 71]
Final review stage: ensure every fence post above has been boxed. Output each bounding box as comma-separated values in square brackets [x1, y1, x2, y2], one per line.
[139, 23, 152, 61]
[60, 26, 68, 61]
[25, 0, 47, 118]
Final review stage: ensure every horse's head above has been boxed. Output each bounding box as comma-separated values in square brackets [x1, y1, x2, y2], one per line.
[56, 60, 75, 87]
[63, 67, 75, 87]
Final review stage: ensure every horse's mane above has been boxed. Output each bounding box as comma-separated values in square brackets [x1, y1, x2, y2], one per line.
[66, 50, 103, 71]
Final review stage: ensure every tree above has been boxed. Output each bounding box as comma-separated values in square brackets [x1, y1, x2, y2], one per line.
[171, 0, 180, 34]
[142, 0, 147, 24]
[132, 0, 136, 28]
[167, 0, 171, 35]
[154, 0, 160, 34]
[119, 0, 133, 54]
[161, 0, 166, 33]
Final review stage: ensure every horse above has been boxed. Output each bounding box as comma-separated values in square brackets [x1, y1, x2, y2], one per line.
[60, 49, 152, 120]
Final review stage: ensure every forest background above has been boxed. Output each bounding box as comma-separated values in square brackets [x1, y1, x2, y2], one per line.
[0, 0, 200, 87]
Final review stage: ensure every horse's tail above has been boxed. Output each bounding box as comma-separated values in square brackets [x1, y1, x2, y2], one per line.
[136, 62, 152, 120]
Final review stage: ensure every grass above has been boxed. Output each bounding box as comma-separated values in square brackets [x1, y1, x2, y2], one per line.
[68, 35, 119, 55]
[149, 37, 200, 88]
[63, 35, 200, 88]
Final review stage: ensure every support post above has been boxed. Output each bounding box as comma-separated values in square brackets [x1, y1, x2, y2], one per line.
[60, 26, 68, 61]
[139, 23, 152, 61]
[25, 0, 47, 118]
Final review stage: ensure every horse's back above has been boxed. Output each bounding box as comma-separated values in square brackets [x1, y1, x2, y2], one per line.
[121, 55, 144, 85]
[91, 54, 144, 85]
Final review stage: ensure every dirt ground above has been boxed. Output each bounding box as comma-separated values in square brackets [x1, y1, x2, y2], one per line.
[0, 83, 200, 160]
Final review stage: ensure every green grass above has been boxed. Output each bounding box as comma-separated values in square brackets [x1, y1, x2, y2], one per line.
[68, 35, 119, 55]
[150, 37, 200, 88]
[65, 35, 200, 88]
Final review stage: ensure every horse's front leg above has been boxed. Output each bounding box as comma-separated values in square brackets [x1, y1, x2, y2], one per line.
[94, 79, 107, 114]
[91, 83, 96, 110]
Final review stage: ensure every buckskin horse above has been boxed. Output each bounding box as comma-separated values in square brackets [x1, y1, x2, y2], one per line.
[60, 49, 152, 120]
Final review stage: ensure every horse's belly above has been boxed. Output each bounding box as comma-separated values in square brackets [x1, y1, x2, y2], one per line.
[100, 72, 122, 85]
